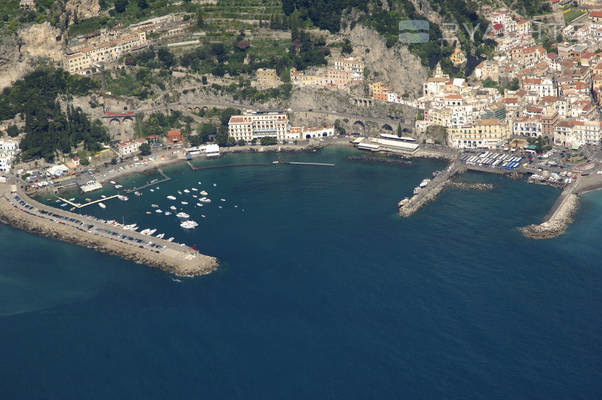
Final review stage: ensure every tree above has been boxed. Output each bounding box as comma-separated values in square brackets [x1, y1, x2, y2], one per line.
[114, 0, 128, 13]
[196, 123, 217, 142]
[341, 38, 353, 54]
[157, 47, 175, 68]
[111, 157, 117, 165]
[506, 77, 520, 91]
[6, 125, 19, 137]
[260, 136, 277, 146]
[139, 142, 151, 156]
[397, 123, 402, 137]
[80, 157, 90, 166]
[189, 135, 203, 146]
[215, 129, 229, 146]
[201, 76, 208, 85]
[238, 138, 246, 146]
[137, 0, 148, 9]
[196, 11, 204, 28]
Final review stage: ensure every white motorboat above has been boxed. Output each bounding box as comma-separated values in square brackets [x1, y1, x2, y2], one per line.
[98, 202, 107, 209]
[167, 195, 176, 200]
[180, 220, 199, 229]
[176, 212, 190, 219]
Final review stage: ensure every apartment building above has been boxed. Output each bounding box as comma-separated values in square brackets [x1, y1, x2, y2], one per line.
[449, 118, 510, 149]
[554, 119, 602, 147]
[0, 140, 19, 173]
[64, 31, 147, 74]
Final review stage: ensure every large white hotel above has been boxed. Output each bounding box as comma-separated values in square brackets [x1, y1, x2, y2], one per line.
[228, 111, 291, 142]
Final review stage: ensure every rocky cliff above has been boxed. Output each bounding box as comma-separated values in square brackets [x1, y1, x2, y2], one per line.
[0, 22, 64, 91]
[65, 0, 102, 24]
[345, 24, 428, 99]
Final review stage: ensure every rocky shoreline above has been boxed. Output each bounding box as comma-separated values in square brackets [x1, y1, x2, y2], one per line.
[0, 193, 218, 277]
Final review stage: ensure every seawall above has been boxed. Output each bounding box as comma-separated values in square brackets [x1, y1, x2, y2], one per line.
[520, 186, 579, 240]
[0, 186, 218, 277]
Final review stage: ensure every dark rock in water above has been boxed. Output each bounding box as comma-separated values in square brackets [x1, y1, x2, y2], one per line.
[448, 182, 494, 191]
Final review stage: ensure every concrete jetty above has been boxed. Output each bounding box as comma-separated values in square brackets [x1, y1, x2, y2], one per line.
[520, 184, 579, 239]
[0, 184, 218, 276]
[398, 160, 466, 217]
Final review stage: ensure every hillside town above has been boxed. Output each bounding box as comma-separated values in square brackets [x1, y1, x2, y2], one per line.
[3, 2, 602, 196]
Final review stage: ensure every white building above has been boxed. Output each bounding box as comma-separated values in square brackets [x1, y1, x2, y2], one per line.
[513, 118, 543, 137]
[228, 111, 289, 142]
[116, 138, 146, 156]
[0, 140, 19, 173]
[554, 119, 601, 147]
[300, 126, 335, 139]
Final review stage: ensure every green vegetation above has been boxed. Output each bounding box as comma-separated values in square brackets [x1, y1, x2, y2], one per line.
[282, 0, 366, 32]
[189, 122, 217, 146]
[134, 111, 190, 137]
[281, 0, 495, 69]
[505, 77, 520, 91]
[0, 0, 64, 37]
[260, 136, 278, 146]
[104, 68, 171, 100]
[6, 125, 20, 137]
[0, 68, 107, 161]
[139, 142, 152, 155]
[563, 9, 586, 24]
[124, 46, 176, 69]
[176, 29, 327, 79]
[506, 0, 552, 16]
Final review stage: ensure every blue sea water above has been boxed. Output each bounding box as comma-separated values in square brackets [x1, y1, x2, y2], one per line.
[1, 147, 601, 399]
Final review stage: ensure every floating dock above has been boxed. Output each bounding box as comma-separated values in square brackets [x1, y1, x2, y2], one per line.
[56, 194, 120, 209]
[124, 169, 171, 193]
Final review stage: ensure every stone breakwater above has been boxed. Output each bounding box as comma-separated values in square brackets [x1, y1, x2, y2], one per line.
[0, 191, 218, 277]
[347, 155, 412, 166]
[520, 190, 579, 240]
[448, 182, 494, 191]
